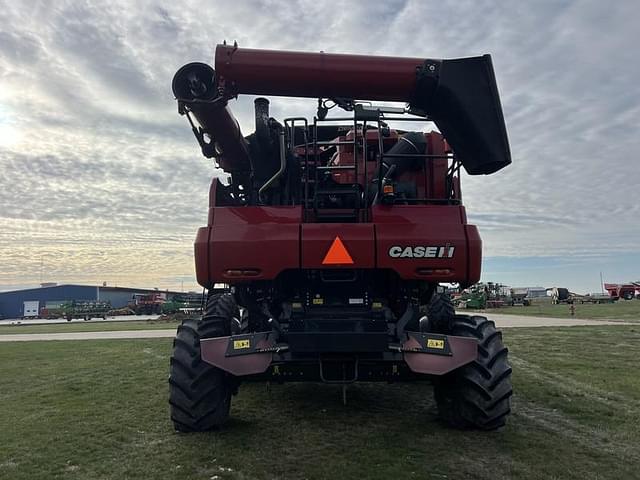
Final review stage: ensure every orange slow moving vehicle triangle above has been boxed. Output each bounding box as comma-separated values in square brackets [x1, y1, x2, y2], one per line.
[322, 236, 354, 265]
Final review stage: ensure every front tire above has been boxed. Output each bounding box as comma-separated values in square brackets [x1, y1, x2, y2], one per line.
[169, 293, 238, 432]
[434, 315, 512, 430]
[426, 293, 455, 333]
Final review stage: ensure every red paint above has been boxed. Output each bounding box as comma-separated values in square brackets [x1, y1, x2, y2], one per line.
[200, 336, 274, 376]
[372, 205, 477, 282]
[201, 333, 477, 377]
[302, 224, 375, 269]
[403, 335, 477, 375]
[196, 204, 482, 285]
[208, 206, 302, 283]
[604, 283, 639, 300]
[194, 227, 211, 287]
[215, 45, 425, 101]
[465, 225, 483, 285]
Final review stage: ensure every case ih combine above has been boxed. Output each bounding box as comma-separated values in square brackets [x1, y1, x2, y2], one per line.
[170, 43, 513, 431]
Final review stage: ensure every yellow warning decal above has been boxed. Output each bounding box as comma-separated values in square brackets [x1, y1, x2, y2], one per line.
[426, 338, 445, 349]
[233, 339, 251, 349]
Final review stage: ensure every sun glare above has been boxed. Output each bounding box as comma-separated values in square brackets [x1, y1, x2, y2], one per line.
[0, 122, 21, 147]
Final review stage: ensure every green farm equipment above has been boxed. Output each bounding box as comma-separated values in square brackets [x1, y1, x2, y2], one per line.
[61, 301, 111, 321]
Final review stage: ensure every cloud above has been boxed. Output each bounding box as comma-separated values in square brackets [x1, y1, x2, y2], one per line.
[0, 0, 638, 292]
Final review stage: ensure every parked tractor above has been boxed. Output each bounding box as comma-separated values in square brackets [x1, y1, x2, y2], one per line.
[455, 285, 489, 309]
[455, 282, 511, 309]
[169, 44, 513, 431]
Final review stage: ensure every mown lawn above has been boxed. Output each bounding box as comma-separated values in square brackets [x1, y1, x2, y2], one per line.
[479, 299, 640, 320]
[0, 318, 182, 335]
[1, 325, 639, 480]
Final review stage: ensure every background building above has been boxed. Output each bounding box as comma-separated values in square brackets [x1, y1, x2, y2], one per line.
[0, 284, 186, 319]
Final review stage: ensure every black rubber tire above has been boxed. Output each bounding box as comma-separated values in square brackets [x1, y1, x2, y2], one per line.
[434, 315, 512, 430]
[427, 293, 455, 333]
[169, 293, 238, 432]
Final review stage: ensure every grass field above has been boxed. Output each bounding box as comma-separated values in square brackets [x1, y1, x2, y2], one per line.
[1, 325, 639, 479]
[478, 299, 640, 320]
[0, 318, 182, 334]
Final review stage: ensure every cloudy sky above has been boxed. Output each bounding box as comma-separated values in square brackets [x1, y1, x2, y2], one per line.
[0, 0, 638, 293]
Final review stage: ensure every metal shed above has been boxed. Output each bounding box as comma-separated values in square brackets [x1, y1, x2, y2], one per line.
[0, 284, 185, 319]
[0, 285, 98, 319]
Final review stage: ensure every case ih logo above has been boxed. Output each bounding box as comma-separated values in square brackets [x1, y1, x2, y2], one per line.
[388, 245, 455, 258]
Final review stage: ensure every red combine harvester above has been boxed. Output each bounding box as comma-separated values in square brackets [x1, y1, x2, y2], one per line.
[170, 44, 513, 431]
[131, 292, 166, 314]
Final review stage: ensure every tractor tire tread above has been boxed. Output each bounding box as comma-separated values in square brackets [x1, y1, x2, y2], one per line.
[434, 314, 513, 430]
[168, 293, 238, 432]
[428, 294, 456, 333]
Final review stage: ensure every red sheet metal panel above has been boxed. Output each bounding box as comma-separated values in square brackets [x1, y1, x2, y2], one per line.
[200, 336, 274, 376]
[206, 206, 302, 284]
[403, 335, 477, 375]
[465, 225, 483, 285]
[373, 205, 470, 282]
[194, 227, 211, 287]
[301, 224, 375, 269]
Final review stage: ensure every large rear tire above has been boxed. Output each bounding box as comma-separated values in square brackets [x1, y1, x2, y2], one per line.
[434, 315, 512, 430]
[169, 293, 238, 432]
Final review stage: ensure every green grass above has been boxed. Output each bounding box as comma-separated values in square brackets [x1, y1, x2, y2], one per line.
[1, 326, 639, 479]
[478, 299, 640, 320]
[0, 319, 182, 334]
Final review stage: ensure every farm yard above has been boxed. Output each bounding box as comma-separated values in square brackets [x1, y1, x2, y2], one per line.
[1, 323, 639, 480]
[477, 298, 640, 321]
[0, 2, 638, 480]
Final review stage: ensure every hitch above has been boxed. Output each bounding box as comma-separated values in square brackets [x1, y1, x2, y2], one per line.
[318, 357, 359, 384]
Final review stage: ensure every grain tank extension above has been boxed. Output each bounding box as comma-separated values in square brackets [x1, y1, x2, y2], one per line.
[169, 43, 513, 431]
